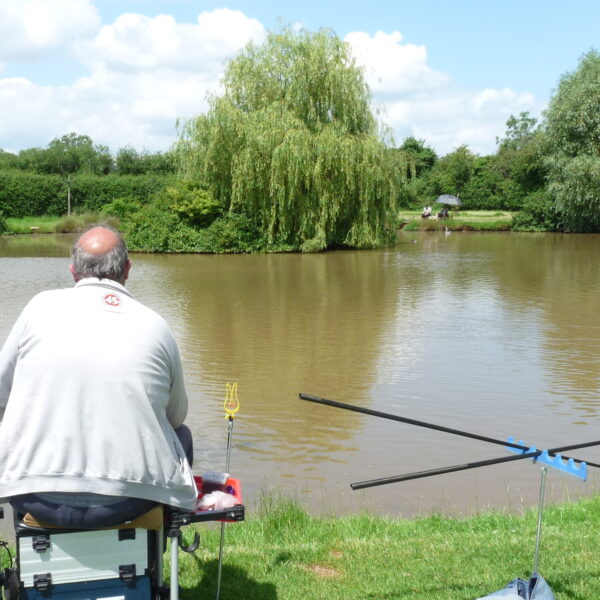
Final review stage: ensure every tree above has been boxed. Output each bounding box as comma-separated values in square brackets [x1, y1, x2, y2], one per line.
[176, 27, 407, 252]
[0, 149, 18, 169]
[544, 50, 600, 232]
[495, 112, 546, 196]
[115, 146, 144, 175]
[45, 133, 113, 176]
[15, 134, 113, 176]
[424, 145, 476, 198]
[464, 155, 523, 210]
[497, 112, 537, 150]
[16, 147, 50, 172]
[399, 137, 437, 179]
[116, 147, 175, 175]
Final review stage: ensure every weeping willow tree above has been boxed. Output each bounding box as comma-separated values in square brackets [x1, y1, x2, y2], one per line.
[176, 27, 407, 252]
[544, 50, 600, 232]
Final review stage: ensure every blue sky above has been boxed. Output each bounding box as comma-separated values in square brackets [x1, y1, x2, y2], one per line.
[1, 0, 599, 156]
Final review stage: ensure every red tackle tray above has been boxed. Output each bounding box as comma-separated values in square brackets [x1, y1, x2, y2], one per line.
[189, 475, 244, 523]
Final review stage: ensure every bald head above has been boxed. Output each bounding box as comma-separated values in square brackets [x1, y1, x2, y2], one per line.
[78, 226, 121, 256]
[70, 225, 131, 284]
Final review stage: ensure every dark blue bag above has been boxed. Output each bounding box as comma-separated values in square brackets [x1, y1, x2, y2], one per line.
[476, 572, 555, 599]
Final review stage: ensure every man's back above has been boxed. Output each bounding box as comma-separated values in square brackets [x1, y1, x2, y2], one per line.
[0, 277, 196, 510]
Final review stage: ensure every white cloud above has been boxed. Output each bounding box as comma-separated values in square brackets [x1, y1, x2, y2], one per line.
[345, 30, 540, 154]
[0, 8, 266, 152]
[0, 0, 101, 60]
[380, 87, 538, 155]
[75, 8, 265, 73]
[0, 8, 539, 157]
[345, 31, 449, 95]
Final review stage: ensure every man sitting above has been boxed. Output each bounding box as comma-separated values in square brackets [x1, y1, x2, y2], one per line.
[421, 205, 432, 218]
[0, 225, 197, 528]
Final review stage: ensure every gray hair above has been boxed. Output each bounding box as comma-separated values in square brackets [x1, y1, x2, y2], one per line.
[71, 224, 129, 282]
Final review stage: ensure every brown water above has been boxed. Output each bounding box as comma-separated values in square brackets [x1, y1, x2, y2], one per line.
[1, 232, 599, 521]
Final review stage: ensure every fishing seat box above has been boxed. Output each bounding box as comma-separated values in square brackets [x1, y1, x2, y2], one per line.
[14, 519, 158, 600]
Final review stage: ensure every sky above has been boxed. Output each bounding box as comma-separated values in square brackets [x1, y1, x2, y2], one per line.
[0, 0, 599, 157]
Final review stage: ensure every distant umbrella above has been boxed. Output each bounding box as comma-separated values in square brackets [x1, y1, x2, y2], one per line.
[436, 194, 461, 206]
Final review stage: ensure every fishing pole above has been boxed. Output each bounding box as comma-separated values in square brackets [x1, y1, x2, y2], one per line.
[215, 383, 240, 600]
[350, 437, 600, 489]
[298, 393, 600, 468]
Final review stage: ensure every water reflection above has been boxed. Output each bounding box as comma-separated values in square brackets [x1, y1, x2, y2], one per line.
[483, 234, 600, 420]
[0, 232, 599, 518]
[131, 252, 405, 476]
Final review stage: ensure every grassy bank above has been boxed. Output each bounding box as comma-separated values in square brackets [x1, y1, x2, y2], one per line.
[4, 211, 515, 238]
[173, 494, 600, 599]
[5, 216, 61, 234]
[4, 213, 117, 234]
[399, 210, 514, 232]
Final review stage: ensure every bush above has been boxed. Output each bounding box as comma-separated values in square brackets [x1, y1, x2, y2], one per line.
[53, 215, 80, 233]
[124, 194, 270, 254]
[0, 210, 6, 234]
[165, 182, 223, 227]
[53, 212, 119, 233]
[200, 213, 267, 253]
[124, 201, 181, 252]
[511, 190, 563, 231]
[101, 197, 141, 220]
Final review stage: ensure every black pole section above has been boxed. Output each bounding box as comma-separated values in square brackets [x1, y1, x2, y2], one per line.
[299, 393, 600, 468]
[352, 451, 541, 489]
[351, 437, 600, 490]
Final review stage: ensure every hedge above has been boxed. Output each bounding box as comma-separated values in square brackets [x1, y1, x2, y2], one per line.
[0, 170, 175, 217]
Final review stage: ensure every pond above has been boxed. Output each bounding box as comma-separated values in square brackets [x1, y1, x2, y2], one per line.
[0, 231, 599, 520]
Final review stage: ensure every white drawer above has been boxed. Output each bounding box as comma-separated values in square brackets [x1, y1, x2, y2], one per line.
[18, 529, 149, 587]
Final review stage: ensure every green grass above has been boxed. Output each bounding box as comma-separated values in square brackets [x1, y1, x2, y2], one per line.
[5, 216, 61, 234]
[171, 494, 600, 600]
[5, 213, 118, 234]
[399, 210, 514, 232]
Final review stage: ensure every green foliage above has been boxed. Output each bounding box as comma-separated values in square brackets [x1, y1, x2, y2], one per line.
[125, 200, 265, 253]
[424, 145, 475, 199]
[101, 197, 141, 220]
[0, 210, 6, 234]
[0, 149, 18, 169]
[512, 190, 563, 231]
[176, 26, 406, 252]
[115, 146, 176, 175]
[495, 112, 546, 195]
[9, 134, 174, 178]
[0, 170, 65, 216]
[463, 156, 524, 210]
[497, 112, 537, 149]
[399, 136, 437, 178]
[222, 27, 375, 136]
[199, 213, 267, 253]
[408, 112, 549, 214]
[68, 173, 174, 212]
[0, 169, 173, 217]
[165, 182, 222, 227]
[544, 50, 600, 232]
[18, 133, 113, 176]
[124, 200, 181, 252]
[53, 212, 118, 234]
[53, 215, 80, 233]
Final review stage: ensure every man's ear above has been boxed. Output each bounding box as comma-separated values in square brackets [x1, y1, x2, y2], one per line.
[123, 259, 132, 283]
[69, 264, 79, 282]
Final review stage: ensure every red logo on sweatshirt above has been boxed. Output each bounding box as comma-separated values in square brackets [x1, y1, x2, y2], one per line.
[103, 293, 120, 307]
